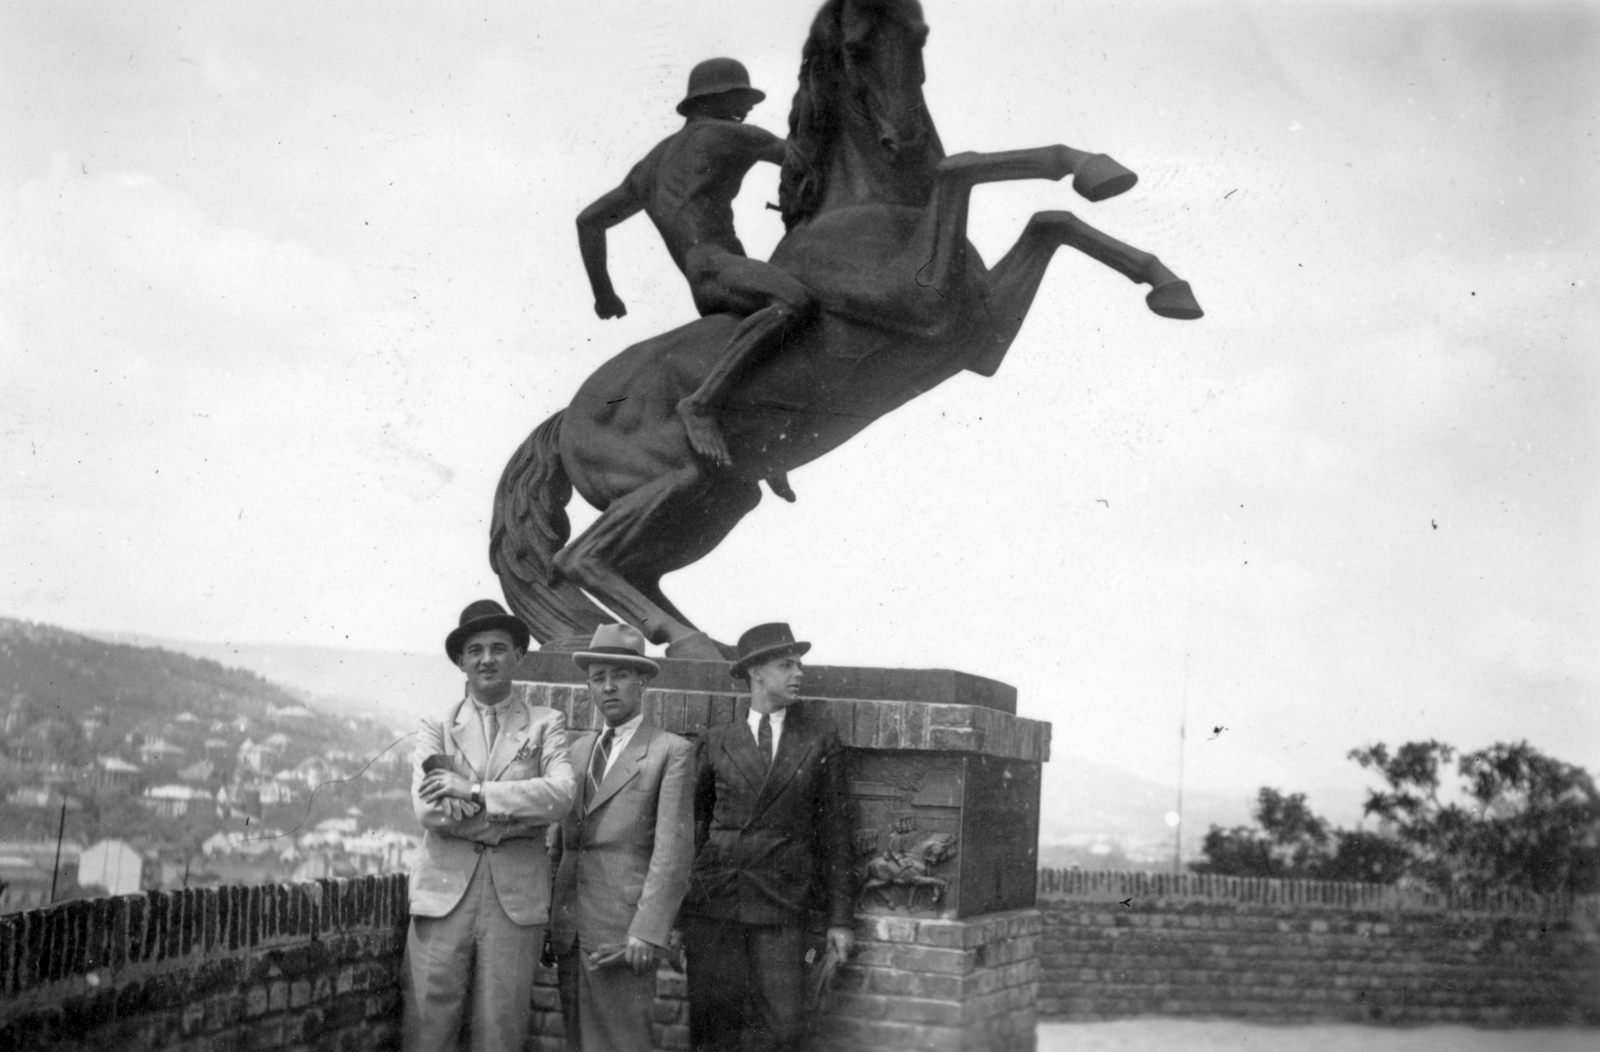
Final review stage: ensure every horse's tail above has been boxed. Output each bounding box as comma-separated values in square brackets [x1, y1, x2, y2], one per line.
[489, 410, 608, 646]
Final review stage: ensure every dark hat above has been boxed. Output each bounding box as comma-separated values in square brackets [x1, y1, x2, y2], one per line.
[445, 599, 531, 665]
[730, 623, 811, 678]
[677, 57, 766, 116]
[573, 624, 660, 677]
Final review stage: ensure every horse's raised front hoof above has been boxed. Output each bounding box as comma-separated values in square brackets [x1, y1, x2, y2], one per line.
[1074, 153, 1138, 202]
[1146, 280, 1204, 320]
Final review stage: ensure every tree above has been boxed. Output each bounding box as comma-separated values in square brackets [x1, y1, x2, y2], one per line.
[1190, 787, 1336, 878]
[1350, 739, 1600, 894]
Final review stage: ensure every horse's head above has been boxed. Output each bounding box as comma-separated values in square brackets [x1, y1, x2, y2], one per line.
[838, 0, 930, 161]
[781, 0, 938, 228]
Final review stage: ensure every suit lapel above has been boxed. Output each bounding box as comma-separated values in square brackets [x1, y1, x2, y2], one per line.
[447, 699, 488, 780]
[485, 701, 528, 780]
[587, 723, 650, 813]
[751, 712, 817, 820]
[722, 718, 769, 796]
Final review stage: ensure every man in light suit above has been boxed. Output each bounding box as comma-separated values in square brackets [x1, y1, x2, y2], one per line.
[404, 599, 576, 1052]
[551, 624, 696, 1052]
[682, 623, 856, 1052]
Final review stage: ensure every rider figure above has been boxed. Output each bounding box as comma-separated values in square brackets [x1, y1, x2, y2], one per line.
[577, 58, 815, 478]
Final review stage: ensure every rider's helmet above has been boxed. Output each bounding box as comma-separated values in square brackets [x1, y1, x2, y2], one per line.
[677, 57, 766, 116]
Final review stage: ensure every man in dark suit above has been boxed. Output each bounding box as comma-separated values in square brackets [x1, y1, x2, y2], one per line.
[551, 624, 696, 1052]
[681, 623, 855, 1052]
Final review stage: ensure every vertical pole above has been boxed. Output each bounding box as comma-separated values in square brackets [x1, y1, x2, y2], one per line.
[1173, 604, 1193, 875]
[49, 794, 68, 902]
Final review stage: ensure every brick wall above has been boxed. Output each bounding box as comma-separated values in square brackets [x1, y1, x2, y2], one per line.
[0, 876, 408, 1052]
[1036, 870, 1600, 1026]
[512, 683, 1051, 763]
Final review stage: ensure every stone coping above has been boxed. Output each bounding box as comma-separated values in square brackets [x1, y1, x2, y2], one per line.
[515, 683, 1050, 763]
[1037, 869, 1600, 919]
[513, 653, 1017, 713]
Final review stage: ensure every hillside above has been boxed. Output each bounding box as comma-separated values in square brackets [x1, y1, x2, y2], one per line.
[0, 618, 397, 762]
[85, 631, 460, 732]
[0, 618, 414, 874]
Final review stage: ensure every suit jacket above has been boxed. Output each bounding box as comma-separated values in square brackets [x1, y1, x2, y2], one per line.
[682, 702, 855, 928]
[409, 695, 576, 925]
[550, 722, 696, 952]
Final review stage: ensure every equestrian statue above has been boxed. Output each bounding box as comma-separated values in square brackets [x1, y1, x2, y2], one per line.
[492, 0, 1202, 658]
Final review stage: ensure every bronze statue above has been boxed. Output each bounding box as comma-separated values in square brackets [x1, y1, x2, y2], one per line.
[577, 58, 812, 485]
[493, 0, 1202, 657]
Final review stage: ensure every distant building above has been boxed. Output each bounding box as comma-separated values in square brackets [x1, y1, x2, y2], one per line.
[93, 756, 143, 792]
[5, 786, 57, 808]
[178, 759, 215, 783]
[268, 704, 315, 721]
[136, 738, 186, 764]
[0, 855, 51, 914]
[262, 732, 291, 752]
[139, 784, 212, 818]
[79, 839, 145, 895]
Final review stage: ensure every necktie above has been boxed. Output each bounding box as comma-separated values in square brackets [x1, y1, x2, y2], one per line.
[484, 705, 499, 751]
[758, 714, 772, 768]
[588, 728, 614, 804]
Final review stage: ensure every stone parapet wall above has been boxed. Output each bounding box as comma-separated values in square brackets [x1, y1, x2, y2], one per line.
[1036, 869, 1600, 1026]
[0, 876, 408, 1051]
[513, 683, 1051, 763]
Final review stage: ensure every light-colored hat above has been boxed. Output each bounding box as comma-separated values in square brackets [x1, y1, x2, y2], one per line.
[573, 624, 660, 677]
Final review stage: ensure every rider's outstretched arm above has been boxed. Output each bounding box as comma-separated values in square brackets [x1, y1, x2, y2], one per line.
[577, 183, 643, 319]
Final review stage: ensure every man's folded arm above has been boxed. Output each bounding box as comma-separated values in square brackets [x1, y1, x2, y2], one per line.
[480, 710, 577, 823]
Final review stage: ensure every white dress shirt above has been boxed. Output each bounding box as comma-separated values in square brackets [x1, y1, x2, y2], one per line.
[596, 711, 645, 779]
[746, 705, 786, 759]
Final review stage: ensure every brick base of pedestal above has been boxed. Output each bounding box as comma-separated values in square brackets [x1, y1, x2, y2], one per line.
[513, 662, 1049, 1052]
[825, 908, 1042, 1052]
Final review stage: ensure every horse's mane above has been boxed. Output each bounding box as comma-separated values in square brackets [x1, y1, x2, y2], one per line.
[779, 0, 847, 231]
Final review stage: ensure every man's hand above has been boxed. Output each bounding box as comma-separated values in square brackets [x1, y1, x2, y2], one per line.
[594, 291, 627, 319]
[420, 770, 473, 804]
[624, 935, 656, 975]
[826, 925, 855, 960]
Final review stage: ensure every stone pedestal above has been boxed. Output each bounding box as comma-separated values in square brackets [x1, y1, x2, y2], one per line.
[514, 655, 1050, 1052]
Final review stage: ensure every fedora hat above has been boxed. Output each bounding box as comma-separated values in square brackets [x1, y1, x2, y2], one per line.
[676, 57, 766, 116]
[730, 623, 811, 678]
[445, 599, 531, 665]
[574, 624, 660, 677]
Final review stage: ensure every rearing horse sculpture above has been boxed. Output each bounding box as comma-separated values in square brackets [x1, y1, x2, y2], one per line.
[492, 0, 1201, 658]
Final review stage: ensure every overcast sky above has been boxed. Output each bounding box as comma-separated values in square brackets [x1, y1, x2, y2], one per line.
[2, 0, 1595, 814]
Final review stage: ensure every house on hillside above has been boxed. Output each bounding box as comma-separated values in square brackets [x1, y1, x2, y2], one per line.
[136, 738, 186, 765]
[140, 783, 212, 818]
[92, 756, 143, 793]
[237, 739, 274, 774]
[0, 856, 52, 914]
[268, 704, 315, 721]
[79, 839, 145, 895]
[262, 732, 291, 753]
[178, 759, 215, 783]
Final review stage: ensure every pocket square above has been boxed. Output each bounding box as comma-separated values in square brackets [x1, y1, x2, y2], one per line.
[513, 739, 540, 763]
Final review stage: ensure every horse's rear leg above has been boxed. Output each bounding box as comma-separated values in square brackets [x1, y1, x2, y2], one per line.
[552, 466, 716, 653]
